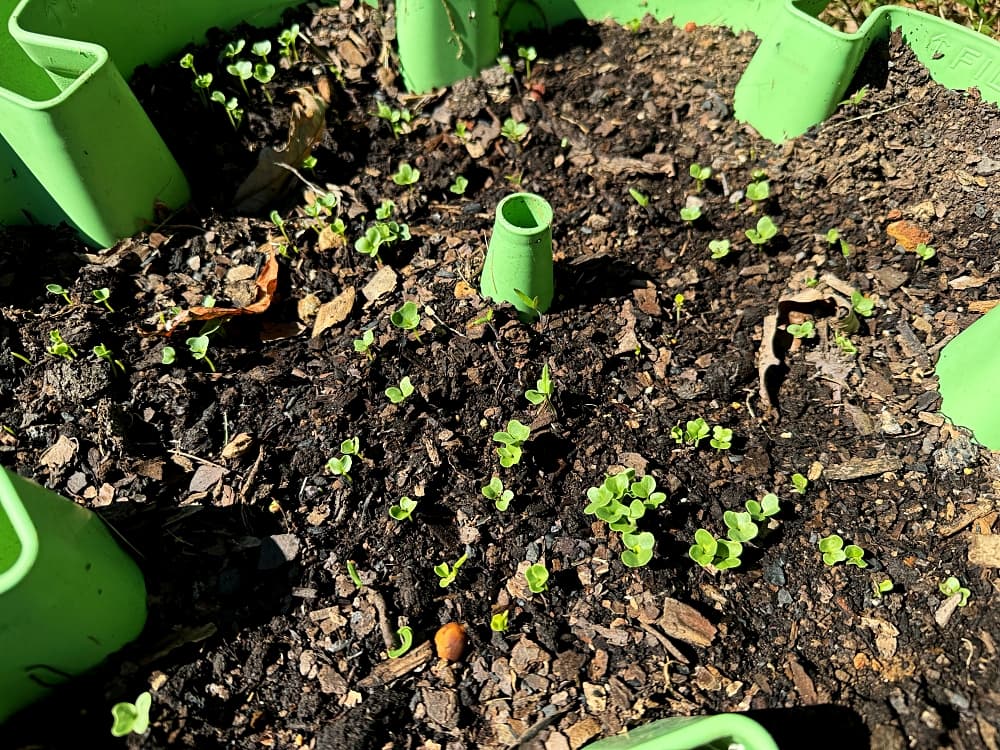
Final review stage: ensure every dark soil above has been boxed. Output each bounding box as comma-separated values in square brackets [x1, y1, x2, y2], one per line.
[2, 3, 999, 749]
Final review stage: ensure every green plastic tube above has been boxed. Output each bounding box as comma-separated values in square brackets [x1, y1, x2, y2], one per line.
[583, 713, 778, 750]
[480, 192, 554, 320]
[0, 466, 147, 723]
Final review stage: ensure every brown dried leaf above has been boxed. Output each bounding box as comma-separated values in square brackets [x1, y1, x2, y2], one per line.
[657, 597, 716, 647]
[169, 252, 279, 330]
[312, 287, 356, 338]
[39, 434, 77, 470]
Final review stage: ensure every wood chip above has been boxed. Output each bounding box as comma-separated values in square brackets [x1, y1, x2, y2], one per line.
[312, 287, 356, 338]
[786, 654, 818, 704]
[969, 534, 1000, 568]
[362, 265, 398, 302]
[657, 597, 716, 647]
[221, 433, 254, 460]
[937, 499, 995, 536]
[39, 434, 77, 470]
[357, 640, 433, 688]
[189, 463, 226, 492]
[823, 456, 902, 481]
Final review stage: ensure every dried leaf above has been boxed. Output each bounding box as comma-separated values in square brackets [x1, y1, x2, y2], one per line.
[168, 253, 279, 331]
[39, 434, 77, 470]
[657, 597, 716, 647]
[312, 287, 356, 338]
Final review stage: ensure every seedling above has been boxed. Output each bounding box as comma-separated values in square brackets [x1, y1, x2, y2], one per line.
[689, 163, 712, 192]
[786, 321, 815, 339]
[482, 477, 514, 511]
[93, 344, 124, 373]
[45, 283, 72, 305]
[375, 102, 413, 137]
[186, 335, 215, 372]
[302, 155, 318, 170]
[387, 626, 413, 658]
[210, 91, 243, 130]
[872, 576, 894, 598]
[524, 363, 553, 411]
[708, 239, 731, 259]
[490, 610, 510, 632]
[434, 552, 468, 588]
[391, 162, 420, 186]
[253, 63, 276, 102]
[584, 469, 665, 566]
[523, 563, 549, 593]
[353, 329, 376, 359]
[375, 199, 395, 220]
[629, 474, 666, 508]
[454, 120, 469, 139]
[47, 330, 78, 360]
[340, 437, 361, 457]
[939, 576, 971, 606]
[222, 39, 246, 60]
[629, 188, 649, 207]
[826, 228, 850, 257]
[724, 510, 759, 543]
[746, 178, 770, 203]
[834, 333, 857, 356]
[818, 534, 867, 567]
[500, 117, 529, 143]
[517, 45, 537, 80]
[389, 496, 418, 521]
[385, 376, 415, 404]
[850, 291, 875, 318]
[623, 17, 642, 32]
[673, 293, 685, 325]
[709, 425, 733, 451]
[277, 24, 301, 62]
[838, 84, 869, 107]
[689, 529, 743, 570]
[179, 53, 212, 105]
[110, 691, 151, 737]
[449, 175, 469, 195]
[671, 417, 710, 447]
[679, 205, 702, 222]
[391, 301, 422, 341]
[914, 242, 936, 265]
[326, 454, 353, 482]
[346, 560, 364, 589]
[791, 473, 808, 494]
[355, 227, 385, 262]
[161, 346, 176, 365]
[512, 289, 543, 320]
[10, 352, 32, 366]
[493, 419, 531, 468]
[745, 216, 778, 245]
[269, 210, 298, 255]
[226, 59, 253, 97]
[745, 493, 780, 522]
[91, 287, 114, 312]
[621, 531, 655, 568]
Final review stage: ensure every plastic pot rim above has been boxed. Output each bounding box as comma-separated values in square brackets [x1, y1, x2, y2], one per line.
[0, 468, 39, 593]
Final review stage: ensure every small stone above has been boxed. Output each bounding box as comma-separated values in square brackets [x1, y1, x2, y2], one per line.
[258, 534, 300, 569]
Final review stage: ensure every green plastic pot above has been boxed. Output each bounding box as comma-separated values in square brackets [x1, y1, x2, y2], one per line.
[584, 714, 778, 750]
[0, 466, 146, 723]
[0, 0, 304, 247]
[480, 192, 554, 320]
[936, 305, 1000, 450]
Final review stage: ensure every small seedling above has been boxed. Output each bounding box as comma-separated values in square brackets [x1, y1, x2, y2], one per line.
[346, 560, 364, 589]
[629, 187, 649, 207]
[46, 283, 72, 305]
[791, 473, 808, 494]
[387, 626, 413, 658]
[873, 577, 894, 598]
[500, 117, 529, 143]
[839, 84, 869, 107]
[302, 155, 317, 170]
[385, 376, 415, 404]
[746, 178, 770, 202]
[710, 426, 733, 451]
[375, 102, 413, 137]
[210, 90, 243, 129]
[47, 330, 78, 360]
[93, 344, 124, 373]
[745, 492, 780, 522]
[671, 417, 710, 447]
[251, 40, 272, 61]
[226, 59, 253, 97]
[745, 216, 778, 245]
[939, 576, 970, 606]
[269, 210, 297, 255]
[391, 162, 421, 186]
[493, 419, 531, 467]
[689, 163, 712, 192]
[524, 363, 553, 410]
[621, 531, 655, 568]
[179, 53, 212, 105]
[340, 437, 361, 457]
[818, 534, 867, 567]
[375, 199, 395, 220]
[513, 289, 543, 320]
[222, 39, 246, 60]
[724, 510, 759, 543]
[391, 301, 422, 340]
[826, 228, 851, 257]
[326, 455, 353, 482]
[490, 610, 509, 632]
[449, 175, 469, 195]
[524, 563, 549, 593]
[186, 335, 215, 372]
[253, 63, 276, 102]
[161, 346, 176, 365]
[353, 329, 376, 359]
[679, 205, 702, 222]
[517, 45, 537, 80]
[672, 293, 685, 325]
[851, 290, 875, 318]
[914, 242, 936, 265]
[708, 239, 731, 259]
[10, 352, 32, 366]
[482, 477, 514, 511]
[389, 496, 418, 521]
[584, 469, 665, 565]
[110, 691, 151, 737]
[454, 120, 468, 139]
[787, 321, 815, 339]
[92, 287, 114, 312]
[277, 24, 300, 62]
[623, 17, 642, 32]
[834, 333, 857, 356]
[689, 529, 742, 570]
[434, 552, 468, 588]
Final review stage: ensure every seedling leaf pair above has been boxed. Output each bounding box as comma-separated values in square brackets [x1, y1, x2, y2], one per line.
[493, 420, 531, 467]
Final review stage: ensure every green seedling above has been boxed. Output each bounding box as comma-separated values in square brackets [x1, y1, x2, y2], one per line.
[818, 534, 867, 567]
[110, 691, 151, 737]
[914, 242, 936, 265]
[277, 24, 300, 62]
[251, 40, 272, 61]
[375, 199, 395, 220]
[391, 301, 422, 340]
[46, 283, 72, 305]
[689, 529, 742, 570]
[745, 493, 780, 522]
[873, 576, 894, 598]
[791, 473, 808, 494]
[161, 346, 176, 365]
[746, 178, 770, 202]
[353, 329, 376, 359]
[269, 210, 297, 255]
[210, 91, 243, 130]
[629, 474, 666, 508]
[839, 84, 869, 107]
[92, 287, 114, 312]
[434, 552, 468, 588]
[673, 293, 685, 325]
[524, 563, 549, 593]
[47, 330, 77, 361]
[724, 510, 759, 543]
[10, 352, 32, 366]
[689, 163, 712, 192]
[326, 454, 353, 482]
[525, 363, 553, 410]
[851, 290, 875, 317]
[391, 162, 420, 186]
[708, 239, 731, 259]
[346, 560, 364, 589]
[501, 117, 529, 143]
[490, 610, 510, 632]
[253, 63, 276, 102]
[387, 626, 413, 658]
[222, 39, 246, 60]
[517, 45, 537, 80]
[482, 477, 514, 511]
[629, 188, 649, 207]
[834, 333, 858, 356]
[186, 335, 215, 372]
[385, 376, 415, 404]
[340, 437, 361, 457]
[671, 417, 710, 447]
[493, 419, 530, 468]
[497, 55, 515, 75]
[389, 496, 418, 522]
[449, 175, 469, 195]
[745, 215, 778, 245]
[787, 321, 815, 339]
[679, 205, 702, 222]
[939, 576, 971, 606]
[179, 53, 212, 105]
[512, 289, 543, 320]
[621, 530, 655, 568]
[454, 120, 468, 139]
[93, 344, 124, 373]
[355, 227, 385, 262]
[623, 17, 642, 32]
[302, 155, 318, 170]
[826, 228, 851, 257]
[226, 59, 253, 97]
[805, 276, 819, 288]
[375, 102, 413, 138]
[710, 425, 733, 451]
